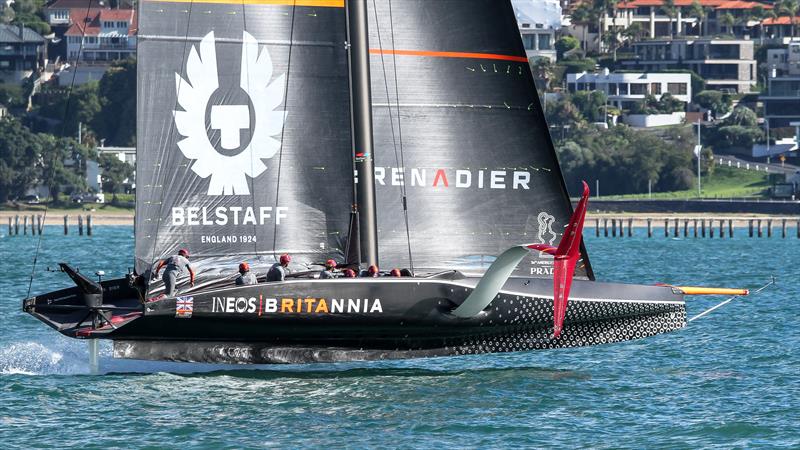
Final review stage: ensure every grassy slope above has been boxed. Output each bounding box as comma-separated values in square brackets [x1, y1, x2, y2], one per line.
[598, 166, 771, 200]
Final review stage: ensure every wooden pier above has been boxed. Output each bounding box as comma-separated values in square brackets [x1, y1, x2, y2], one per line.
[5, 215, 95, 236]
[591, 217, 800, 238]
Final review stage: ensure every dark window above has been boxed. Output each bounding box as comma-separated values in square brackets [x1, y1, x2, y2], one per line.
[630, 83, 647, 95]
[667, 83, 687, 95]
[651, 83, 662, 94]
[522, 34, 536, 50]
[539, 34, 552, 50]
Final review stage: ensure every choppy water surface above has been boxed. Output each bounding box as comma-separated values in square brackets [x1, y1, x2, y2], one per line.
[1, 226, 799, 448]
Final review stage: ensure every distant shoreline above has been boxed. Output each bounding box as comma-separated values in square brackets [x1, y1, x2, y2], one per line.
[1, 211, 796, 227]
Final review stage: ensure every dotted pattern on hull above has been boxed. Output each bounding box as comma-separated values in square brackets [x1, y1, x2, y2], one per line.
[447, 294, 686, 354]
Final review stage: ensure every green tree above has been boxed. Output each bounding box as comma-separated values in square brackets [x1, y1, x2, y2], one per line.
[622, 22, 645, 44]
[694, 90, 732, 117]
[530, 57, 555, 91]
[661, 0, 678, 38]
[716, 125, 763, 149]
[572, 90, 609, 122]
[719, 12, 735, 35]
[98, 153, 133, 202]
[570, 2, 594, 52]
[545, 97, 585, 140]
[555, 35, 579, 60]
[0, 118, 40, 202]
[724, 105, 758, 127]
[38, 135, 91, 203]
[688, 0, 707, 36]
[34, 82, 101, 141]
[94, 58, 136, 146]
[778, 0, 799, 38]
[1, 5, 15, 24]
[556, 124, 695, 194]
[0, 83, 25, 108]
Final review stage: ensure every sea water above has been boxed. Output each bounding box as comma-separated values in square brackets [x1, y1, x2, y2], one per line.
[1, 226, 799, 448]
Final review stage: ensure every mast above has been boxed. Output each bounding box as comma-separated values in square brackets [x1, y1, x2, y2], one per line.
[346, 0, 379, 267]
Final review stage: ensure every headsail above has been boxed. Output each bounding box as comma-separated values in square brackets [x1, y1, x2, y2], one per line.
[135, 0, 353, 278]
[367, 0, 593, 278]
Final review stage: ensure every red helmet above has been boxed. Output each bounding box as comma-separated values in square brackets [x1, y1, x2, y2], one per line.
[279, 254, 291, 265]
[343, 269, 356, 278]
[178, 248, 189, 257]
[325, 259, 337, 269]
[367, 265, 379, 276]
[390, 268, 401, 277]
[239, 262, 250, 273]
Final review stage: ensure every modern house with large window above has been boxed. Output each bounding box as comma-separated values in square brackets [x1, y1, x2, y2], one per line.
[623, 38, 755, 93]
[567, 70, 692, 110]
[762, 41, 800, 130]
[512, 0, 560, 62]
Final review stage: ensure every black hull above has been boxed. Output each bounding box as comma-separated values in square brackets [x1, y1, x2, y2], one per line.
[23, 275, 685, 364]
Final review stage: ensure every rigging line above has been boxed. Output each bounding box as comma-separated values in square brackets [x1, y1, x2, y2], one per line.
[387, 0, 413, 275]
[370, 1, 401, 184]
[27, 0, 98, 298]
[372, 0, 414, 274]
[271, 2, 297, 260]
[371, 0, 413, 271]
[688, 277, 775, 322]
[241, 0, 258, 259]
[145, 0, 197, 297]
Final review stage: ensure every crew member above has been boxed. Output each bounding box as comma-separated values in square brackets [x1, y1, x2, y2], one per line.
[389, 268, 402, 277]
[320, 259, 337, 279]
[361, 265, 379, 277]
[267, 254, 291, 282]
[235, 262, 257, 286]
[154, 248, 195, 297]
[342, 269, 356, 278]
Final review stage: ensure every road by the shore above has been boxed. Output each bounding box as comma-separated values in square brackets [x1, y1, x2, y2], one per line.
[1, 210, 797, 227]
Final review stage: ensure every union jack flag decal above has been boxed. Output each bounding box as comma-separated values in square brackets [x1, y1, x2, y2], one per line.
[175, 296, 194, 318]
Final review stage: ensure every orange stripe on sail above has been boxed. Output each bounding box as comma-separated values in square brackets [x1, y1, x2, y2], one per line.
[369, 48, 529, 63]
[143, 0, 343, 6]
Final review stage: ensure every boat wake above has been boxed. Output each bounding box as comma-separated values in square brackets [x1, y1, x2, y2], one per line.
[0, 340, 92, 376]
[0, 338, 285, 375]
[0, 338, 594, 378]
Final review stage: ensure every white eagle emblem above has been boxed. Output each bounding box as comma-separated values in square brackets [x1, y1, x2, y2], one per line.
[173, 31, 286, 195]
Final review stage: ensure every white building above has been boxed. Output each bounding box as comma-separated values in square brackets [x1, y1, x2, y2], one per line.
[567, 70, 692, 110]
[512, 0, 561, 62]
[87, 146, 136, 191]
[567, 70, 691, 127]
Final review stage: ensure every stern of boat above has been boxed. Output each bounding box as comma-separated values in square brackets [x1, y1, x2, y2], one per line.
[22, 265, 144, 339]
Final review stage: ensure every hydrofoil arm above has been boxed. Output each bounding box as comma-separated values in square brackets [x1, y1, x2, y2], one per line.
[453, 181, 591, 339]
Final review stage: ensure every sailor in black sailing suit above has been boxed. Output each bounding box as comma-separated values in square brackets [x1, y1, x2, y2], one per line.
[235, 262, 257, 286]
[154, 249, 195, 296]
[267, 254, 291, 282]
[320, 259, 337, 279]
